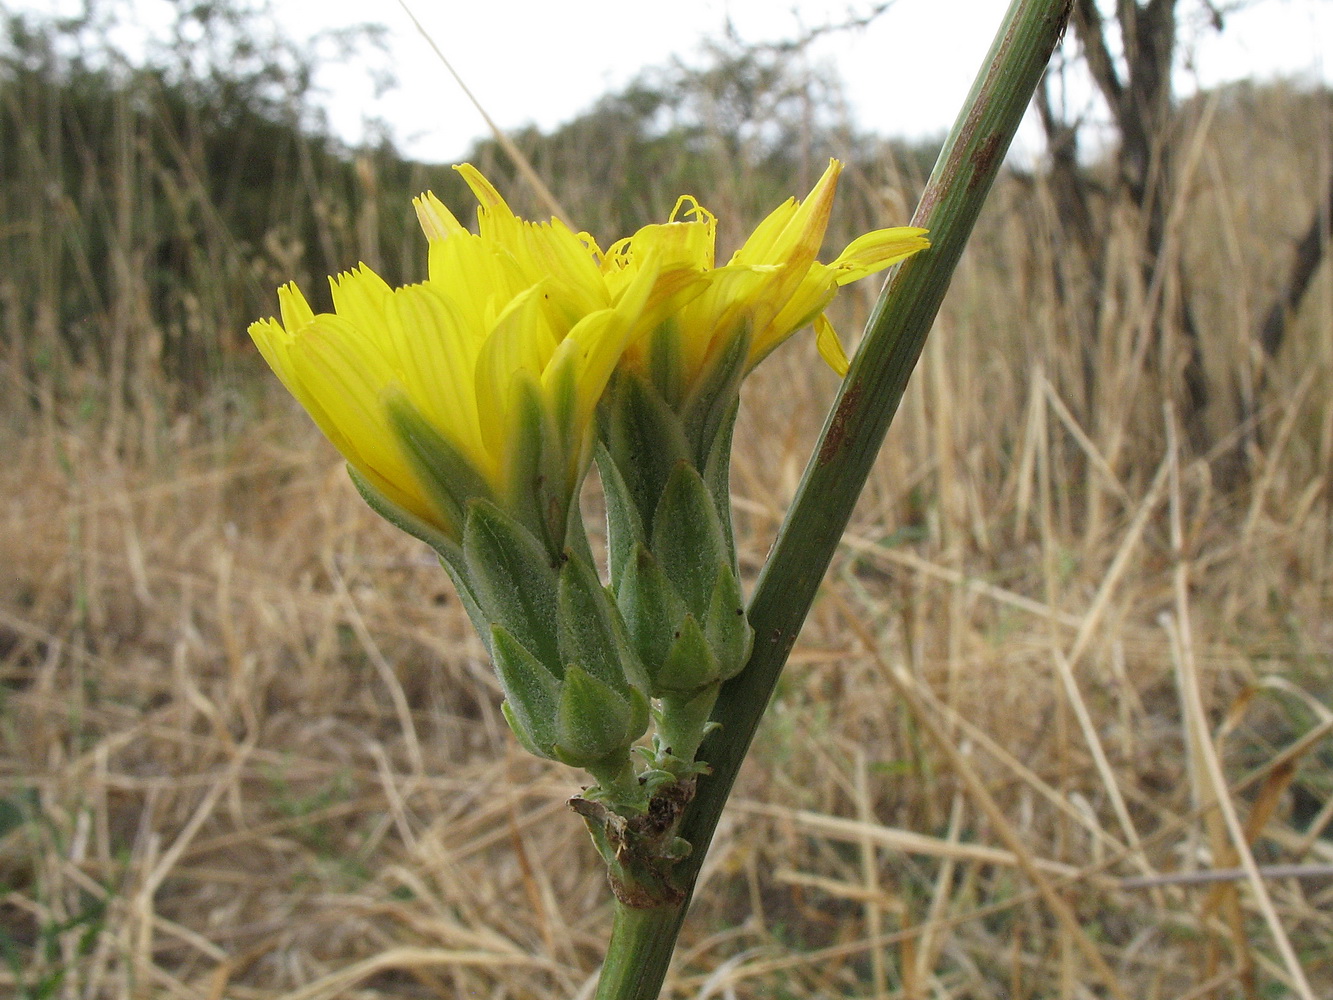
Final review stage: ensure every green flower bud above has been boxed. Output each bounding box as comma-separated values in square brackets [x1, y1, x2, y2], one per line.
[450, 498, 650, 811]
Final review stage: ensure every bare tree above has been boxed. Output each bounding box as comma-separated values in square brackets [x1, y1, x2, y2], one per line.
[1046, 0, 1333, 463]
[1042, 0, 1211, 440]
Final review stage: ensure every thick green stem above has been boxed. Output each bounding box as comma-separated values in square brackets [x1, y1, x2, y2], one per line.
[593, 904, 682, 1000]
[591, 2, 1073, 998]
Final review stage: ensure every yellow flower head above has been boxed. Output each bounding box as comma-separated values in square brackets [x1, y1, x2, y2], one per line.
[250, 165, 703, 553]
[600, 159, 929, 394]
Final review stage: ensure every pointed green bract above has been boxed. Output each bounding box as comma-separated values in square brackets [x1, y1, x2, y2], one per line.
[600, 373, 691, 540]
[384, 390, 494, 538]
[679, 323, 749, 473]
[348, 465, 462, 567]
[617, 540, 750, 699]
[645, 317, 686, 406]
[437, 549, 489, 643]
[498, 371, 571, 559]
[544, 338, 581, 455]
[463, 498, 561, 671]
[501, 702, 550, 760]
[596, 441, 646, 585]
[698, 396, 740, 551]
[705, 562, 752, 681]
[492, 625, 561, 756]
[617, 544, 690, 681]
[654, 614, 719, 695]
[557, 553, 649, 696]
[650, 461, 728, 620]
[554, 665, 639, 769]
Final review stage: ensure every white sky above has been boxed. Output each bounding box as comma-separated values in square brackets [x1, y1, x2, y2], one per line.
[12, 0, 1333, 163]
[299, 0, 1333, 163]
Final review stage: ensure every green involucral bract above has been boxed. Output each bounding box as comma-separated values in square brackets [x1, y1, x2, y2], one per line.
[597, 367, 754, 770]
[451, 499, 651, 811]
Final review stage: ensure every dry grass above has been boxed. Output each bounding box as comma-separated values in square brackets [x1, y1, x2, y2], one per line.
[3, 81, 1333, 998]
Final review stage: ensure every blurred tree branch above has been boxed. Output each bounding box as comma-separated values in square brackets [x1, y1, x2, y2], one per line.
[1258, 155, 1333, 362]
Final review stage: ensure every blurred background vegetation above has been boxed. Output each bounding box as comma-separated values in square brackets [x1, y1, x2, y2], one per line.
[2, 1, 1331, 996]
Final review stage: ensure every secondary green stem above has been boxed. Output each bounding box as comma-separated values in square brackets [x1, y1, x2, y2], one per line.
[593, 2, 1073, 997]
[657, 685, 720, 767]
[585, 754, 650, 815]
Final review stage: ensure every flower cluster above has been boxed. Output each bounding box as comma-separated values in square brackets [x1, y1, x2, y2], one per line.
[251, 161, 927, 816]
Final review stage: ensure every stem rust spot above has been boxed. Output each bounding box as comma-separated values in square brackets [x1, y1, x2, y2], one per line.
[969, 133, 1003, 191]
[817, 382, 862, 466]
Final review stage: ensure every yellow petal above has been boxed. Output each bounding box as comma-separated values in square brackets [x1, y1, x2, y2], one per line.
[829, 227, 931, 284]
[389, 282, 492, 478]
[720, 160, 844, 352]
[427, 232, 529, 331]
[520, 218, 611, 320]
[455, 162, 524, 245]
[674, 263, 773, 374]
[814, 314, 850, 377]
[249, 316, 308, 414]
[413, 191, 468, 240]
[730, 197, 797, 264]
[731, 159, 841, 269]
[613, 195, 716, 277]
[329, 265, 396, 350]
[277, 282, 314, 332]
[455, 162, 512, 212]
[287, 316, 398, 458]
[474, 286, 560, 461]
[758, 263, 838, 346]
[544, 307, 622, 435]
